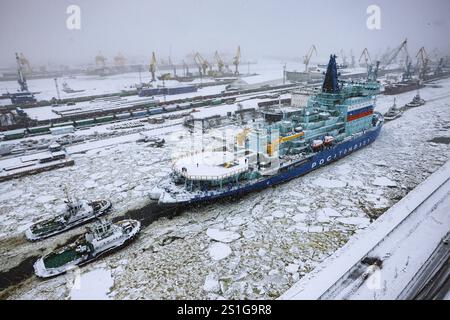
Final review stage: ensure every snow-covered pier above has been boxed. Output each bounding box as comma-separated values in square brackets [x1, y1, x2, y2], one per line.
[280, 160, 450, 300]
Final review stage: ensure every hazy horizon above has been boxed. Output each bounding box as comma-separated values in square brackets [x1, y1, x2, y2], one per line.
[1, 0, 449, 68]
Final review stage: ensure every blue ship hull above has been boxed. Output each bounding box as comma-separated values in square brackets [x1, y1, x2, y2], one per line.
[167, 123, 382, 207]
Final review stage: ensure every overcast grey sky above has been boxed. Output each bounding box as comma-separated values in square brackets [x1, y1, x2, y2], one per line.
[0, 0, 449, 67]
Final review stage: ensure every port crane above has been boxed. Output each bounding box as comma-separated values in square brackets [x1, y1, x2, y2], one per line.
[15, 52, 29, 92]
[381, 38, 409, 70]
[182, 60, 190, 77]
[95, 52, 107, 67]
[402, 55, 414, 81]
[434, 58, 444, 76]
[214, 51, 225, 73]
[339, 49, 348, 67]
[350, 49, 356, 68]
[303, 45, 317, 72]
[194, 52, 210, 77]
[149, 52, 157, 82]
[114, 53, 126, 67]
[19, 53, 32, 74]
[233, 46, 241, 75]
[416, 47, 430, 80]
[359, 48, 372, 68]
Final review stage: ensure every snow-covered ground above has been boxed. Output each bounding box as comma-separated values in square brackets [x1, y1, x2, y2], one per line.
[0, 59, 289, 107]
[281, 159, 450, 299]
[1, 75, 450, 299]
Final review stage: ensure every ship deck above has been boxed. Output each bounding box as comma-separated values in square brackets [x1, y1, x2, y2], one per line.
[173, 151, 249, 181]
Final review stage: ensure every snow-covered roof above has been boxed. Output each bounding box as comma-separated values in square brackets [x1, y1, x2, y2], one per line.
[173, 151, 248, 181]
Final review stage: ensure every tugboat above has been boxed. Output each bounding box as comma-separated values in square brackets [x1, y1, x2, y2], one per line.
[25, 195, 112, 241]
[383, 98, 403, 121]
[34, 219, 140, 278]
[405, 92, 425, 108]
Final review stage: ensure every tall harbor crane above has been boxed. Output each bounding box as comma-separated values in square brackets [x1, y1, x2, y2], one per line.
[182, 60, 189, 77]
[359, 48, 372, 68]
[303, 45, 317, 72]
[434, 58, 444, 76]
[416, 47, 430, 80]
[15, 52, 29, 92]
[350, 49, 356, 68]
[168, 56, 176, 77]
[381, 38, 409, 70]
[19, 53, 32, 74]
[95, 52, 107, 67]
[214, 51, 225, 73]
[233, 46, 241, 75]
[114, 53, 126, 67]
[194, 52, 210, 76]
[149, 52, 157, 82]
[339, 49, 348, 67]
[402, 55, 414, 81]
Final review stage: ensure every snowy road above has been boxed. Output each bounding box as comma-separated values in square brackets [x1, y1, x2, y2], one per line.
[1, 78, 450, 300]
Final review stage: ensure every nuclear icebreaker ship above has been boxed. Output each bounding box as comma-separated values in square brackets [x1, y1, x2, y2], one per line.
[150, 55, 384, 206]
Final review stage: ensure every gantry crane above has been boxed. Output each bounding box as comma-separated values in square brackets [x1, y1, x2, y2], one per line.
[339, 49, 348, 67]
[416, 47, 430, 80]
[95, 52, 107, 67]
[435, 58, 444, 76]
[194, 52, 210, 77]
[381, 38, 409, 70]
[214, 51, 225, 73]
[182, 60, 189, 77]
[149, 52, 157, 82]
[350, 49, 356, 68]
[303, 45, 317, 72]
[233, 46, 241, 75]
[15, 52, 29, 92]
[19, 53, 32, 74]
[359, 48, 372, 68]
[114, 53, 126, 67]
[402, 54, 413, 81]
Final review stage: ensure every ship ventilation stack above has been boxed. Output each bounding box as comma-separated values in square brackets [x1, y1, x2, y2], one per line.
[322, 55, 340, 93]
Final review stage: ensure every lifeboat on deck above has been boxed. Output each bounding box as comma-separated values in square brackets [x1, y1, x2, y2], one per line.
[324, 136, 334, 146]
[311, 139, 323, 151]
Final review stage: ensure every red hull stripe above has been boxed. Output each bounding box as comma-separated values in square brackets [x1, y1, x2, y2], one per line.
[347, 110, 373, 121]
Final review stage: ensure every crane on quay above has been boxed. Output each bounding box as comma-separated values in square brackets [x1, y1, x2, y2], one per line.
[303, 45, 317, 72]
[149, 52, 157, 82]
[233, 46, 241, 75]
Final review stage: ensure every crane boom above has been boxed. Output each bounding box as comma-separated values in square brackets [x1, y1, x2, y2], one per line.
[359, 48, 372, 67]
[194, 52, 210, 76]
[416, 47, 430, 80]
[233, 46, 241, 75]
[149, 52, 157, 82]
[382, 38, 409, 69]
[303, 45, 317, 72]
[15, 52, 28, 92]
[214, 51, 225, 73]
[19, 53, 32, 74]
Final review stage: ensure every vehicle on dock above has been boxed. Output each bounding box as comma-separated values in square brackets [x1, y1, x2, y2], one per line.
[150, 55, 384, 206]
[383, 98, 403, 121]
[25, 196, 112, 241]
[33, 219, 140, 278]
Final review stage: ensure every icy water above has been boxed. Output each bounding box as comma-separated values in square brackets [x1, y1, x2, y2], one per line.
[1, 80, 450, 299]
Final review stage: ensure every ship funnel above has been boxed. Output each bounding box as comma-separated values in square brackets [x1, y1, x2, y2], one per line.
[322, 55, 340, 93]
